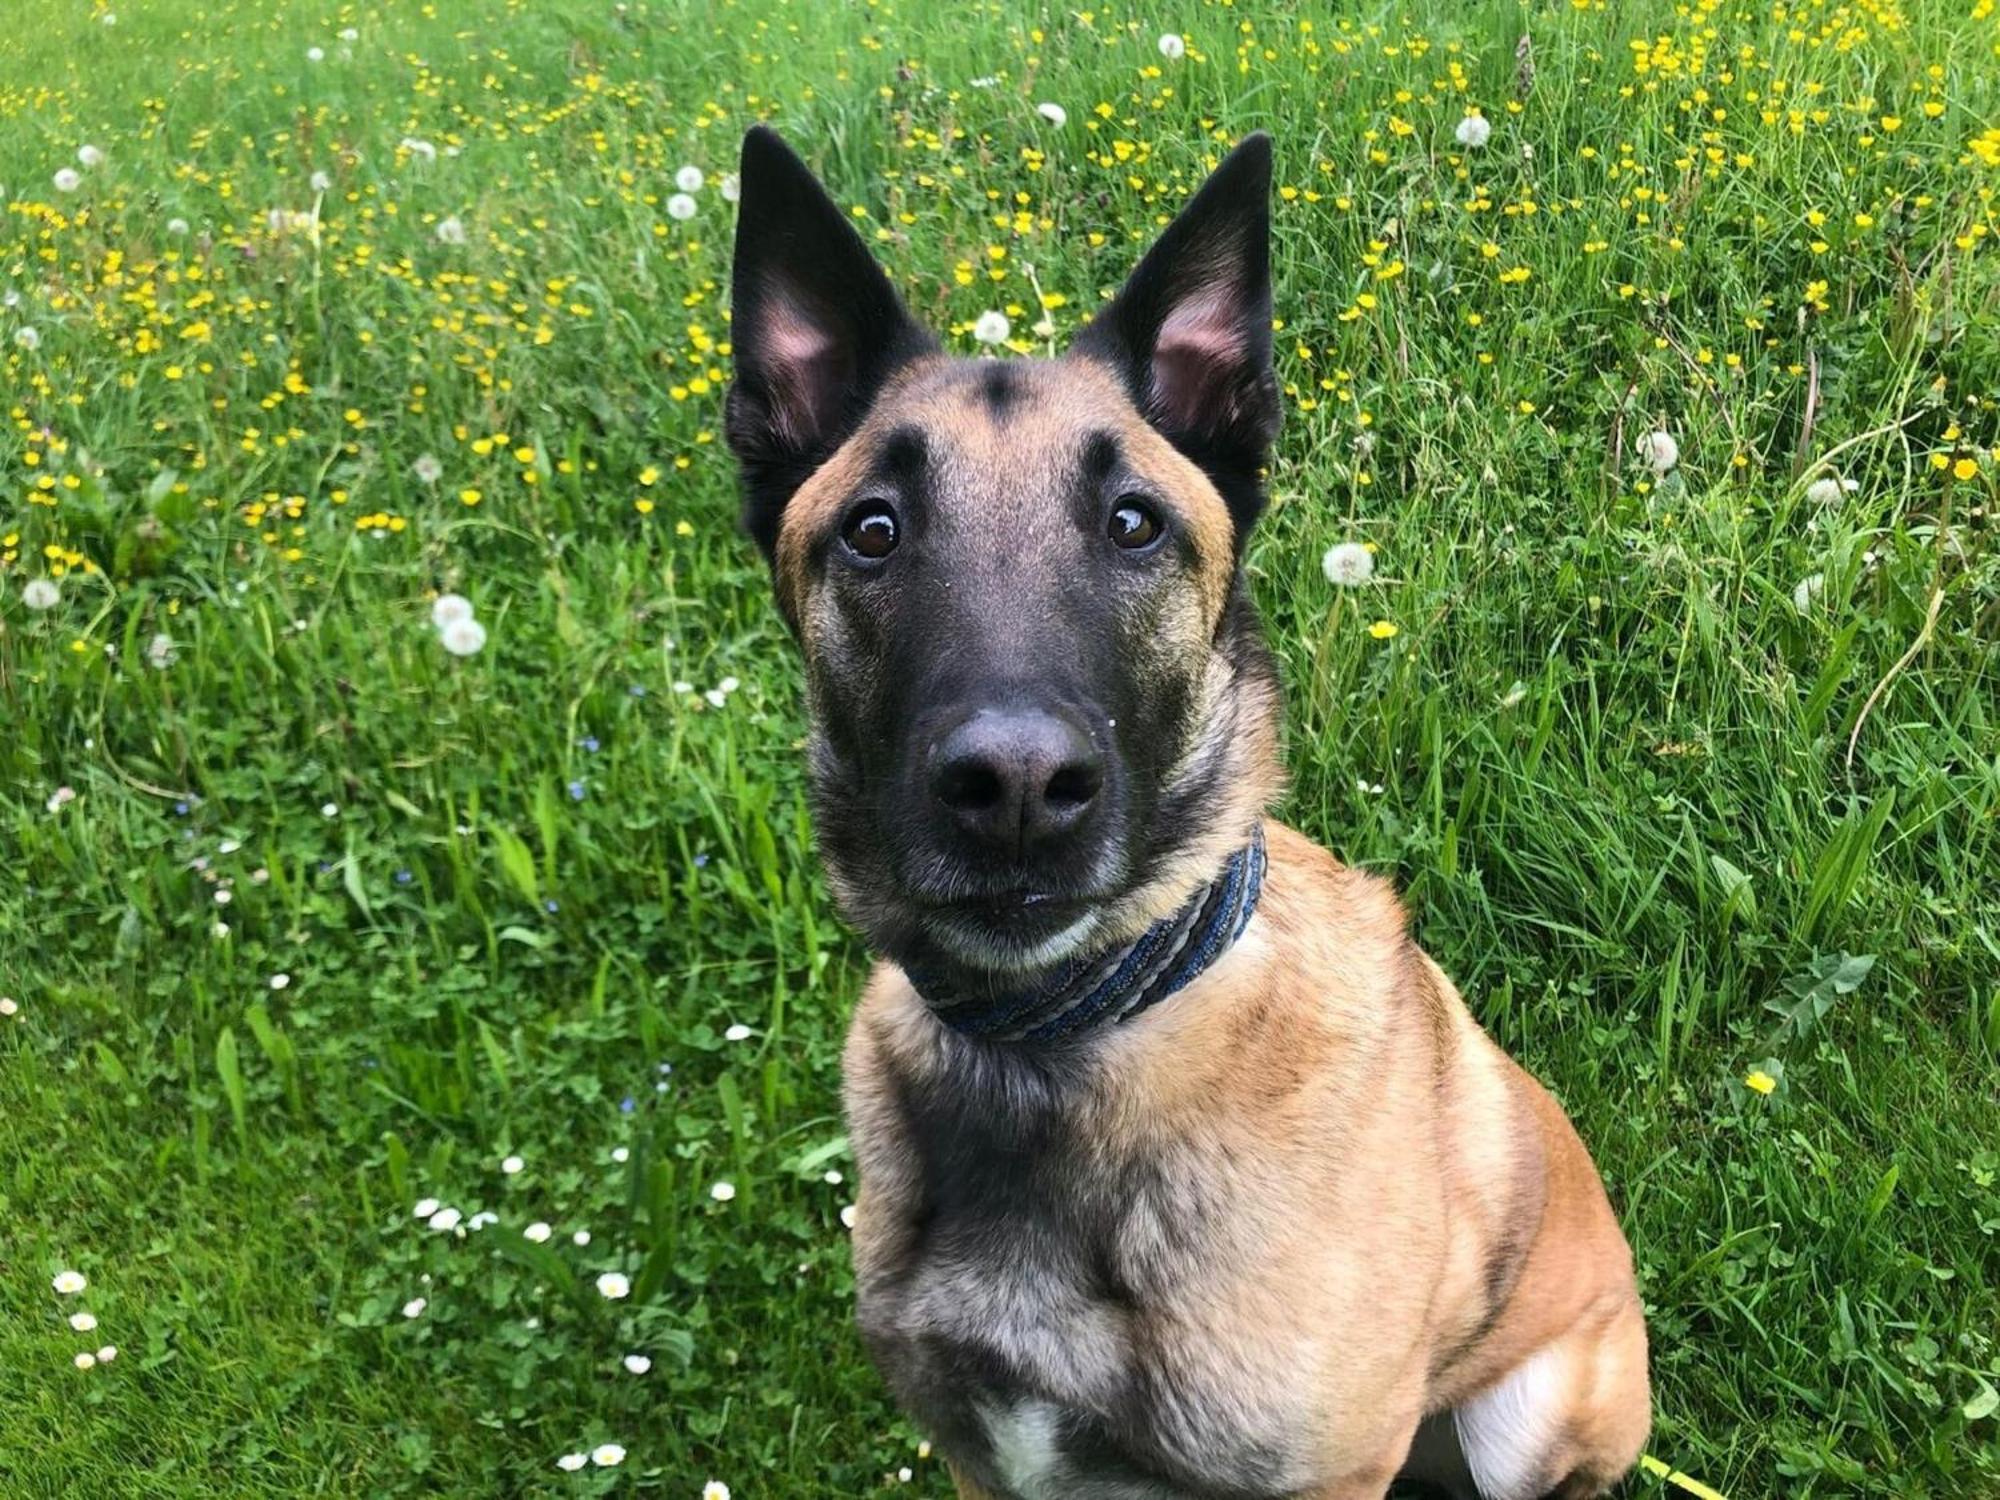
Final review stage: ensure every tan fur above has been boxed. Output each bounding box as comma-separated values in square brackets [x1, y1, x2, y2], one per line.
[846, 821, 1650, 1498]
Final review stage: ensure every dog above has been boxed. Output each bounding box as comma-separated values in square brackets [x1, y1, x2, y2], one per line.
[725, 125, 1651, 1500]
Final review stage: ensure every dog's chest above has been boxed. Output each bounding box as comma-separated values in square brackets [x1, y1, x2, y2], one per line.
[853, 1100, 1314, 1500]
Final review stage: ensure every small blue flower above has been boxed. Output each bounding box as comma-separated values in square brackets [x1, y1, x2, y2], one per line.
[580, 736, 600, 753]
[568, 780, 586, 802]
[395, 869, 414, 886]
[544, 898, 559, 914]
[175, 801, 190, 816]
[619, 1095, 636, 1114]
[693, 853, 710, 868]
[627, 685, 646, 698]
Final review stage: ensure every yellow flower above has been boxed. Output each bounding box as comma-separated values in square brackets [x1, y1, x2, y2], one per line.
[639, 465, 660, 486]
[1368, 620, 1399, 640]
[1744, 1069, 1776, 1096]
[634, 498, 654, 515]
[459, 488, 483, 507]
[1951, 457, 1978, 481]
[675, 520, 695, 537]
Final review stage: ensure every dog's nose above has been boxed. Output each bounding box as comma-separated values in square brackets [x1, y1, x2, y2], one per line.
[929, 708, 1104, 857]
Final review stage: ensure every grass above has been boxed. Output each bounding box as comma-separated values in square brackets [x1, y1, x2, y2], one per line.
[2, 0, 1997, 1493]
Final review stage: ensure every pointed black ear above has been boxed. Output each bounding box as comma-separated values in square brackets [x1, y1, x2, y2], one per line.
[725, 126, 937, 559]
[1070, 133, 1280, 540]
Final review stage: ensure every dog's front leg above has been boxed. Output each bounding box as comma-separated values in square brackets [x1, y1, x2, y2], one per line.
[946, 1461, 1005, 1499]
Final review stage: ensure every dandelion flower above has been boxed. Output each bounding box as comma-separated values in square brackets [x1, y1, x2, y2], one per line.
[556, 1453, 588, 1472]
[622, 1354, 652, 1374]
[523, 1221, 552, 1243]
[74, 1352, 97, 1370]
[704, 1484, 732, 1500]
[1158, 33, 1186, 60]
[23, 578, 60, 610]
[53, 168, 82, 193]
[1455, 115, 1492, 149]
[596, 1271, 631, 1300]
[69, 1311, 97, 1332]
[78, 145, 105, 168]
[1036, 102, 1068, 126]
[440, 617, 487, 657]
[667, 193, 698, 222]
[719, 173, 741, 204]
[1636, 429, 1679, 474]
[1321, 542, 1375, 587]
[401, 1297, 426, 1318]
[52, 1271, 87, 1296]
[431, 594, 474, 629]
[1744, 1069, 1777, 1095]
[710, 1181, 737, 1202]
[435, 215, 466, 245]
[675, 165, 704, 193]
[15, 326, 41, 352]
[972, 310, 1011, 345]
[590, 1444, 626, 1468]
[1791, 574, 1825, 615]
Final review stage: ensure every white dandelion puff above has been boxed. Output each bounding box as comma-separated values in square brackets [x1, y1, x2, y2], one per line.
[15, 326, 41, 352]
[675, 165, 704, 193]
[1635, 429, 1679, 474]
[53, 168, 82, 193]
[413, 452, 443, 484]
[431, 593, 474, 629]
[572, 1229, 591, 1246]
[840, 1204, 859, 1229]
[1455, 114, 1492, 149]
[435, 215, 467, 245]
[440, 617, 487, 657]
[78, 145, 106, 168]
[166, 216, 190, 235]
[1321, 542, 1375, 587]
[147, 633, 176, 669]
[306, 45, 324, 62]
[310, 170, 332, 193]
[23, 577, 60, 610]
[719, 173, 741, 204]
[667, 192, 698, 221]
[1157, 33, 1186, 60]
[972, 310, 1011, 345]
[1036, 102, 1068, 126]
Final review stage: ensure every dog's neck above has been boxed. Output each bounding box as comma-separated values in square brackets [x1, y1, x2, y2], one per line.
[898, 829, 1267, 1044]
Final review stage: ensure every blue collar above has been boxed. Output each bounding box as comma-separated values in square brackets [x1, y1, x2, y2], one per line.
[907, 830, 1267, 1044]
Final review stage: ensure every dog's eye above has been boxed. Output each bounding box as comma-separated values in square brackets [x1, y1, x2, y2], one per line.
[1108, 498, 1164, 552]
[841, 501, 899, 561]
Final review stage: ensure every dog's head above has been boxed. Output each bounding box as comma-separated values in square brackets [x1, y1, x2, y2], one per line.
[726, 127, 1284, 982]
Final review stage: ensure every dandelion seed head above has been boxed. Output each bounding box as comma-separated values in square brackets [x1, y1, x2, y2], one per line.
[1158, 33, 1186, 60]
[675, 165, 704, 193]
[440, 617, 488, 657]
[667, 192, 698, 221]
[1455, 114, 1492, 149]
[1321, 542, 1375, 587]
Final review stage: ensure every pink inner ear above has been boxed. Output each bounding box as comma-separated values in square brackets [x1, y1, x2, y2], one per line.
[1150, 289, 1245, 429]
[763, 299, 840, 446]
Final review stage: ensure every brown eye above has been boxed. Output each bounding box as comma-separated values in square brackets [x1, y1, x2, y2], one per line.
[841, 501, 899, 561]
[1108, 498, 1164, 551]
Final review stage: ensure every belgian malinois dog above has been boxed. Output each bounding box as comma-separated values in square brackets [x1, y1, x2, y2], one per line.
[725, 125, 1651, 1500]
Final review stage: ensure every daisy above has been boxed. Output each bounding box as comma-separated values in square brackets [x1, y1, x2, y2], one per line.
[52, 1270, 87, 1296]
[704, 1484, 732, 1500]
[556, 1453, 588, 1472]
[1158, 33, 1186, 60]
[1321, 542, 1375, 587]
[0, 998, 18, 1017]
[306, 45, 324, 62]
[675, 165, 704, 193]
[431, 593, 474, 628]
[74, 1352, 97, 1370]
[68, 1311, 97, 1332]
[96, 1346, 117, 1363]
[1036, 102, 1068, 126]
[1635, 429, 1679, 474]
[667, 193, 698, 221]
[54, 168, 82, 193]
[590, 1444, 626, 1468]
[440, 617, 487, 657]
[595, 1271, 631, 1299]
[972, 310, 1011, 345]
[1455, 114, 1492, 149]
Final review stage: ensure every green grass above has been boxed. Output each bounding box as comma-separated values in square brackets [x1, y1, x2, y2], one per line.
[3, 0, 1998, 1494]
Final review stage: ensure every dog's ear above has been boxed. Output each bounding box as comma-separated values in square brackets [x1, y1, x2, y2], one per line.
[725, 126, 937, 560]
[1070, 133, 1280, 540]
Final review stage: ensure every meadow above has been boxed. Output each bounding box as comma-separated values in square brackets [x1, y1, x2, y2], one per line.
[3, 0, 1998, 1494]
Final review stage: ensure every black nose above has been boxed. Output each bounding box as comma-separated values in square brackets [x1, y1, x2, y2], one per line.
[929, 708, 1105, 858]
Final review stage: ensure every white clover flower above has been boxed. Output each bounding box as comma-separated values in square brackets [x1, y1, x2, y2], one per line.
[54, 168, 82, 193]
[590, 1444, 626, 1468]
[15, 326, 41, 352]
[440, 617, 487, 657]
[1321, 542, 1375, 587]
[719, 173, 740, 204]
[96, 1345, 117, 1363]
[401, 1297, 426, 1318]
[1636, 429, 1679, 474]
[23, 577, 60, 609]
[675, 164, 704, 193]
[972, 310, 1011, 345]
[147, 634, 176, 669]
[622, 1354, 652, 1374]
[321, 802, 339, 818]
[1036, 102, 1068, 126]
[310, 170, 332, 193]
[427, 1206, 462, 1232]
[74, 1352, 97, 1370]
[667, 192, 698, 221]
[703, 1483, 732, 1500]
[1455, 114, 1492, 149]
[723, 1023, 752, 1042]
[78, 145, 105, 168]
[465, 1211, 497, 1230]
[52, 1270, 87, 1296]
[500, 1154, 524, 1175]
[839, 1204, 859, 1229]
[718, 675, 740, 694]
[523, 1221, 552, 1243]
[823, 1169, 843, 1185]
[899, 1469, 913, 1483]
[431, 593, 473, 629]
[269, 973, 290, 991]
[435, 215, 467, 245]
[69, 1311, 97, 1332]
[704, 687, 726, 709]
[556, 1454, 588, 1472]
[413, 1197, 439, 1218]
[710, 1181, 736, 1202]
[167, 216, 190, 235]
[572, 1228, 591, 1246]
[595, 1271, 630, 1300]
[1792, 573, 1825, 615]
[1158, 33, 1186, 60]
[610, 1146, 630, 1164]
